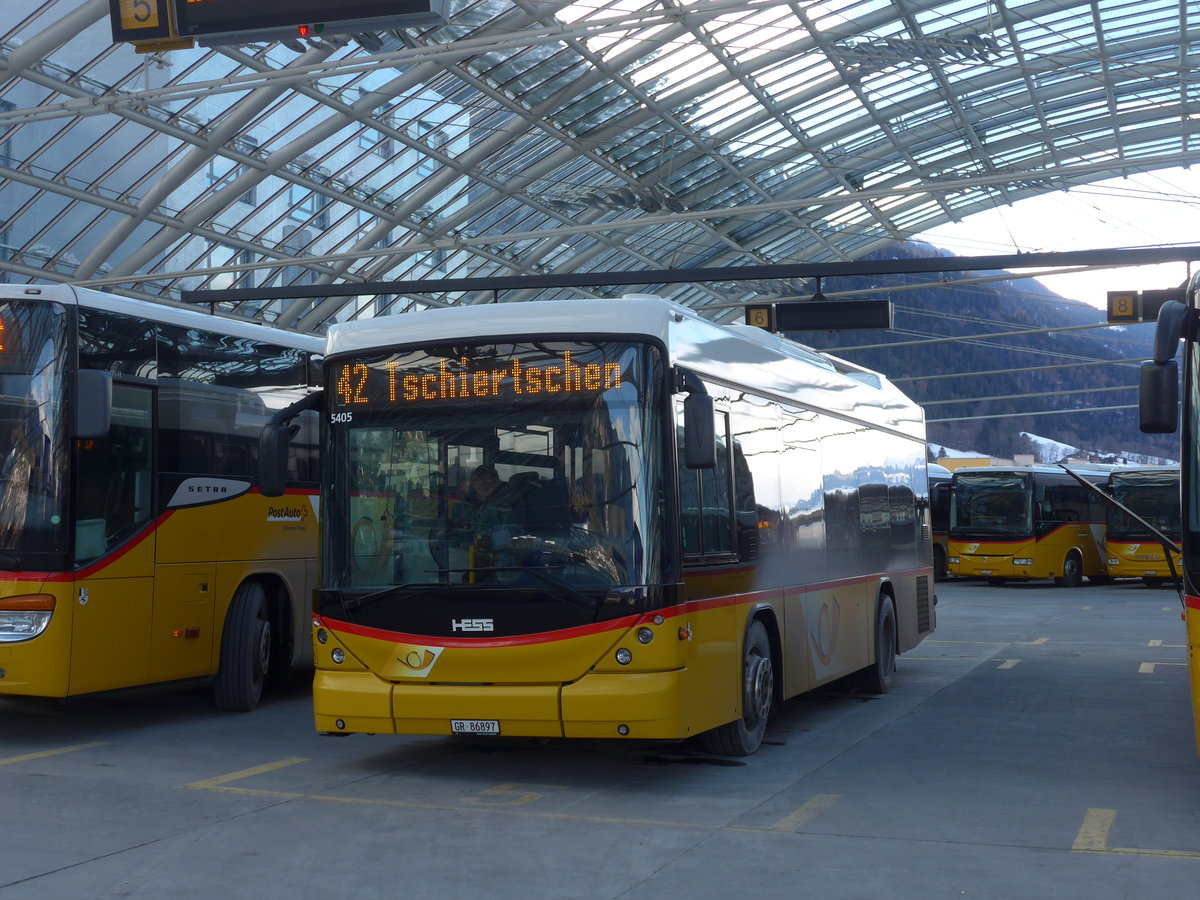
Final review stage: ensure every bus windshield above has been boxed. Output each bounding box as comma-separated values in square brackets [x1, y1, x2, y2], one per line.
[0, 300, 70, 569]
[949, 471, 1032, 538]
[1108, 472, 1180, 541]
[321, 340, 665, 633]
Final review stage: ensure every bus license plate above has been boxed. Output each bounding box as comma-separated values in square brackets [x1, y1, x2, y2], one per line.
[452, 719, 500, 735]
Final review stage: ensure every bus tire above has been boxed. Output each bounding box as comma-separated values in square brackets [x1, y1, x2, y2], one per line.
[1054, 552, 1083, 587]
[857, 594, 896, 694]
[702, 620, 773, 757]
[214, 581, 270, 712]
[933, 544, 947, 581]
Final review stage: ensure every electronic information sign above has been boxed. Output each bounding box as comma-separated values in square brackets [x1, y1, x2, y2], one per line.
[175, 0, 449, 42]
[332, 345, 631, 412]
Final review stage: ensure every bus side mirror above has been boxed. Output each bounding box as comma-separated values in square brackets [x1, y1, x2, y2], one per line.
[74, 369, 111, 439]
[683, 391, 716, 469]
[259, 425, 292, 497]
[1152, 300, 1188, 364]
[1140, 360, 1179, 433]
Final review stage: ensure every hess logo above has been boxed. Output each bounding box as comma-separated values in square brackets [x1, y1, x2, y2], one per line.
[452, 618, 494, 632]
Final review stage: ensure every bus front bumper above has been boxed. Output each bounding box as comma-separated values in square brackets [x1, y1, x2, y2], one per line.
[313, 668, 692, 740]
[948, 554, 1038, 579]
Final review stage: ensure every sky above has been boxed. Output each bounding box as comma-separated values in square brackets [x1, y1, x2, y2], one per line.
[918, 166, 1200, 311]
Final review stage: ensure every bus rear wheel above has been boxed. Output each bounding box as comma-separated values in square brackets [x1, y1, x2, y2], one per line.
[214, 582, 270, 711]
[702, 620, 774, 757]
[857, 594, 896, 694]
[1054, 552, 1083, 588]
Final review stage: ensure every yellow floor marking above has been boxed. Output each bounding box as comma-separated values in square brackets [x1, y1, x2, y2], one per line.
[1081, 605, 1091, 610]
[1073, 808, 1117, 851]
[760, 794, 841, 833]
[1149, 640, 1163, 647]
[0, 741, 107, 766]
[185, 763, 842, 835]
[997, 659, 1020, 670]
[185, 757, 309, 790]
[1074, 808, 1200, 859]
[1028, 637, 1049, 645]
[1139, 662, 1187, 674]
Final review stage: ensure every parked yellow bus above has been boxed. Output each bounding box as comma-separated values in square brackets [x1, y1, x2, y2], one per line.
[265, 295, 936, 755]
[1104, 466, 1181, 586]
[0, 284, 322, 709]
[947, 465, 1109, 586]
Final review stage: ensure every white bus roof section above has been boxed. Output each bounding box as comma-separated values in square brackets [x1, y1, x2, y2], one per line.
[0, 284, 324, 352]
[327, 294, 925, 440]
[0, 0, 1196, 331]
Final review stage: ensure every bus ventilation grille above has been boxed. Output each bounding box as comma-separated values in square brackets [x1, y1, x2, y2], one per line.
[915, 575, 931, 633]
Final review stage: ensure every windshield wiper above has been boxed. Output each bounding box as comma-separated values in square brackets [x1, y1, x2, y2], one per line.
[342, 582, 437, 613]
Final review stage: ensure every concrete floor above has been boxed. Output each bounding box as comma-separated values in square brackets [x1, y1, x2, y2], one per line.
[2, 579, 1198, 899]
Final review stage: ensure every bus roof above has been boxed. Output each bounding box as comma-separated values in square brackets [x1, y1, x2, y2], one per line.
[325, 295, 925, 440]
[2, 284, 323, 353]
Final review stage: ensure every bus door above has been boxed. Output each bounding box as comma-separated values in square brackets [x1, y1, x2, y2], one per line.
[70, 383, 157, 694]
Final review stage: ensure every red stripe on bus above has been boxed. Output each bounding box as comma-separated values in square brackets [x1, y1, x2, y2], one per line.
[1186, 594, 1200, 612]
[319, 570, 923, 648]
[0, 510, 176, 581]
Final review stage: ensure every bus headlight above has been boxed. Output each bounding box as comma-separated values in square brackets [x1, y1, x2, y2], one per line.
[1013, 558, 1033, 567]
[615, 648, 633, 665]
[948, 556, 959, 565]
[1107, 558, 1119, 567]
[0, 595, 56, 642]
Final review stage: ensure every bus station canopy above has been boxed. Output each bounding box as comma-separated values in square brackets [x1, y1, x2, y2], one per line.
[0, 0, 1195, 332]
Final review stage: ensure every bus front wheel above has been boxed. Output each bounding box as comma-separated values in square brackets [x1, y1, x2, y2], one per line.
[214, 581, 270, 711]
[702, 620, 774, 757]
[1054, 552, 1083, 588]
[857, 594, 896, 694]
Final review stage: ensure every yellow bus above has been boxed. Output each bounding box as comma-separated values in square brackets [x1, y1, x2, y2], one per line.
[266, 295, 936, 755]
[1104, 466, 1181, 586]
[0, 284, 322, 709]
[947, 465, 1109, 586]
[929, 463, 952, 580]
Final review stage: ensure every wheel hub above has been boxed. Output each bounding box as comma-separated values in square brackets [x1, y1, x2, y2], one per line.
[746, 655, 773, 724]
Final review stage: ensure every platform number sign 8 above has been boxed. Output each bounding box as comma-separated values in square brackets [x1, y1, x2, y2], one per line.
[1106, 291, 1139, 324]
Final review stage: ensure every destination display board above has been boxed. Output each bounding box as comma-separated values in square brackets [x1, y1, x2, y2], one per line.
[330, 343, 635, 411]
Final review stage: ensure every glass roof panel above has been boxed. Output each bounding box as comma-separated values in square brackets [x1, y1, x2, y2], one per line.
[1, 0, 1197, 326]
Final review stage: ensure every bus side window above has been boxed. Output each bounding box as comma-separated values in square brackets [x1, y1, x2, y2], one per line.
[74, 384, 154, 564]
[676, 410, 734, 559]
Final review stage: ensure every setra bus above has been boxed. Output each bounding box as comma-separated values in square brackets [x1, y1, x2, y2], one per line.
[0, 284, 322, 710]
[946, 465, 1109, 586]
[1140, 277, 1200, 751]
[1103, 466, 1181, 586]
[265, 295, 936, 755]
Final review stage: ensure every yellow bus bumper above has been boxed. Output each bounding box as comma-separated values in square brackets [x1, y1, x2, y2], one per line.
[313, 668, 691, 741]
